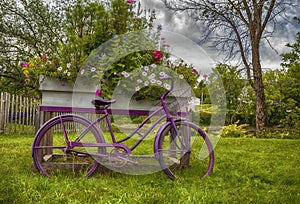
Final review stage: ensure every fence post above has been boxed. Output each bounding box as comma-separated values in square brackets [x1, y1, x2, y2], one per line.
[0, 92, 4, 133]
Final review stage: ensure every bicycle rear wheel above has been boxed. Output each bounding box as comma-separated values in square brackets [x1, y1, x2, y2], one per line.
[32, 114, 104, 177]
[155, 120, 214, 180]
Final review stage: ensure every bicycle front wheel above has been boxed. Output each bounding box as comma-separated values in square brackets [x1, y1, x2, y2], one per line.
[155, 120, 214, 180]
[32, 114, 104, 177]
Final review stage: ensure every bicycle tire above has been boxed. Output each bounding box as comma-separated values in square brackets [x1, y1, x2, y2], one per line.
[32, 114, 105, 177]
[155, 120, 214, 180]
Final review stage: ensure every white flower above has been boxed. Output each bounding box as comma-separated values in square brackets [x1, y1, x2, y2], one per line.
[135, 86, 140, 91]
[67, 72, 71, 76]
[157, 80, 162, 85]
[164, 83, 171, 90]
[142, 71, 147, 76]
[144, 81, 149, 86]
[64, 70, 68, 74]
[122, 71, 130, 77]
[150, 79, 156, 84]
[80, 69, 85, 75]
[159, 72, 166, 77]
[148, 73, 156, 79]
[137, 79, 143, 83]
[66, 63, 71, 68]
[91, 67, 96, 72]
[144, 66, 149, 72]
[179, 74, 184, 79]
[150, 64, 157, 68]
[57, 66, 63, 71]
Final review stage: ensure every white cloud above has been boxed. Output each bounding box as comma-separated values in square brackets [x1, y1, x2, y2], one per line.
[140, 0, 299, 71]
[160, 30, 215, 73]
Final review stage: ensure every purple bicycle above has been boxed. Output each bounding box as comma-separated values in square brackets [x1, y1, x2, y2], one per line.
[32, 77, 214, 180]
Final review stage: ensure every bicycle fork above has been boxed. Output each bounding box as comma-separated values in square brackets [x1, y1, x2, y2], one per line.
[169, 119, 190, 151]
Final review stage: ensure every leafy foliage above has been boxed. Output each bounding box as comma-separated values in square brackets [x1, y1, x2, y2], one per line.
[0, 0, 63, 92]
[111, 60, 200, 101]
[209, 64, 244, 124]
[221, 121, 253, 138]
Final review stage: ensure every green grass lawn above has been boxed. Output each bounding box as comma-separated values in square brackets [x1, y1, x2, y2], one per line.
[0, 134, 299, 203]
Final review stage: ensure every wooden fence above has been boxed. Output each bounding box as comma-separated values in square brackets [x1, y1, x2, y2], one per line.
[0, 92, 39, 135]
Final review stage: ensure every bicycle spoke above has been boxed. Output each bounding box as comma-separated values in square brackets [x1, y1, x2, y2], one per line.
[32, 115, 104, 177]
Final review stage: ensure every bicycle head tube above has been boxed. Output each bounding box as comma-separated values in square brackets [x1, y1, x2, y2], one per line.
[160, 76, 174, 101]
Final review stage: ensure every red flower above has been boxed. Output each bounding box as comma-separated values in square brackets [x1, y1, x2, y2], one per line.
[152, 50, 163, 62]
[192, 69, 198, 73]
[95, 89, 102, 97]
[126, 0, 136, 3]
[41, 56, 47, 61]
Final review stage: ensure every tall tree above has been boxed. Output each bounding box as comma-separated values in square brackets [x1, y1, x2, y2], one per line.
[162, 0, 298, 136]
[0, 0, 64, 92]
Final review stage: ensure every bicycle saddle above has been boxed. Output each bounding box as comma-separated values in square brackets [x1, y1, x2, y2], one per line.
[92, 98, 116, 109]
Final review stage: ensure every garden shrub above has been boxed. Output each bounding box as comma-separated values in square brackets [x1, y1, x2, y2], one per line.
[260, 128, 300, 139]
[198, 110, 212, 126]
[221, 121, 254, 138]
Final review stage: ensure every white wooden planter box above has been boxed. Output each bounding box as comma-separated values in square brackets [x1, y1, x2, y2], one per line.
[40, 75, 191, 112]
[39, 76, 96, 109]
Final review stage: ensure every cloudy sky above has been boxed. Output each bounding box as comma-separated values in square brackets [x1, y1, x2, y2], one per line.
[139, 0, 299, 74]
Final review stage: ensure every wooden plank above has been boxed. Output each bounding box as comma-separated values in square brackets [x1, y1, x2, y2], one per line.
[3, 93, 9, 133]
[32, 98, 39, 133]
[25, 96, 29, 134]
[14, 94, 18, 133]
[0, 92, 4, 133]
[7, 93, 12, 133]
[17, 94, 22, 133]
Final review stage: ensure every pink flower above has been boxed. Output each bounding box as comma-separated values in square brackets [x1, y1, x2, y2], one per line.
[152, 50, 163, 62]
[192, 69, 198, 73]
[203, 74, 208, 78]
[41, 57, 47, 61]
[126, 0, 136, 3]
[95, 89, 102, 97]
[23, 63, 28, 67]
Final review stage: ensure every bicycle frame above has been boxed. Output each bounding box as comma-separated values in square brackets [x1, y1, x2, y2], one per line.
[63, 77, 186, 156]
[69, 106, 171, 153]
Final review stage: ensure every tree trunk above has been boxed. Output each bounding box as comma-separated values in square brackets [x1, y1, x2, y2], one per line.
[254, 78, 266, 137]
[252, 44, 266, 137]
